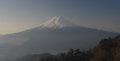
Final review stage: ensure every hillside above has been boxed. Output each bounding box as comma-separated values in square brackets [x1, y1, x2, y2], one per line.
[15, 35, 120, 61]
[89, 35, 120, 61]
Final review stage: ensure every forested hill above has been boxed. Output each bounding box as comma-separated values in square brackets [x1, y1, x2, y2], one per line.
[39, 35, 120, 61]
[89, 35, 120, 61]
[15, 35, 120, 61]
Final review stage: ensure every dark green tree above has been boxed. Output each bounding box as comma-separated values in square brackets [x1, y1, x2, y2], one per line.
[74, 49, 81, 56]
[99, 52, 114, 61]
[39, 57, 45, 61]
[67, 48, 74, 56]
[52, 56, 59, 61]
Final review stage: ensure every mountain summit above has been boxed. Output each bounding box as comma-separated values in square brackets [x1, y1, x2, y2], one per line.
[39, 16, 79, 28]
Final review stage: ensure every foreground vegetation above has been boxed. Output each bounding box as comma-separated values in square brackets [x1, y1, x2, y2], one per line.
[38, 35, 120, 61]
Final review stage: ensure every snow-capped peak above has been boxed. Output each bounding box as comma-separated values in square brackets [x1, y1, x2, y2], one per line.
[39, 16, 79, 28]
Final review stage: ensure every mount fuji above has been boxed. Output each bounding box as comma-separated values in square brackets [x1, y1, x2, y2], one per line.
[38, 16, 79, 28]
[0, 16, 119, 61]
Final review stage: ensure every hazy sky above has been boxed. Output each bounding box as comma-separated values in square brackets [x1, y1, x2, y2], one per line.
[0, 0, 120, 35]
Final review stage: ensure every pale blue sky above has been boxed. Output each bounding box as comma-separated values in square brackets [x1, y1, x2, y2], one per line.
[0, 0, 120, 34]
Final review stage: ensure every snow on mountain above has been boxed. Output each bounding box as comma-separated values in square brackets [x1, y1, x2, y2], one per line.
[39, 16, 79, 28]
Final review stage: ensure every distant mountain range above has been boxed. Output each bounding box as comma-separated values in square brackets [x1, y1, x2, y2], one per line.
[0, 16, 119, 61]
